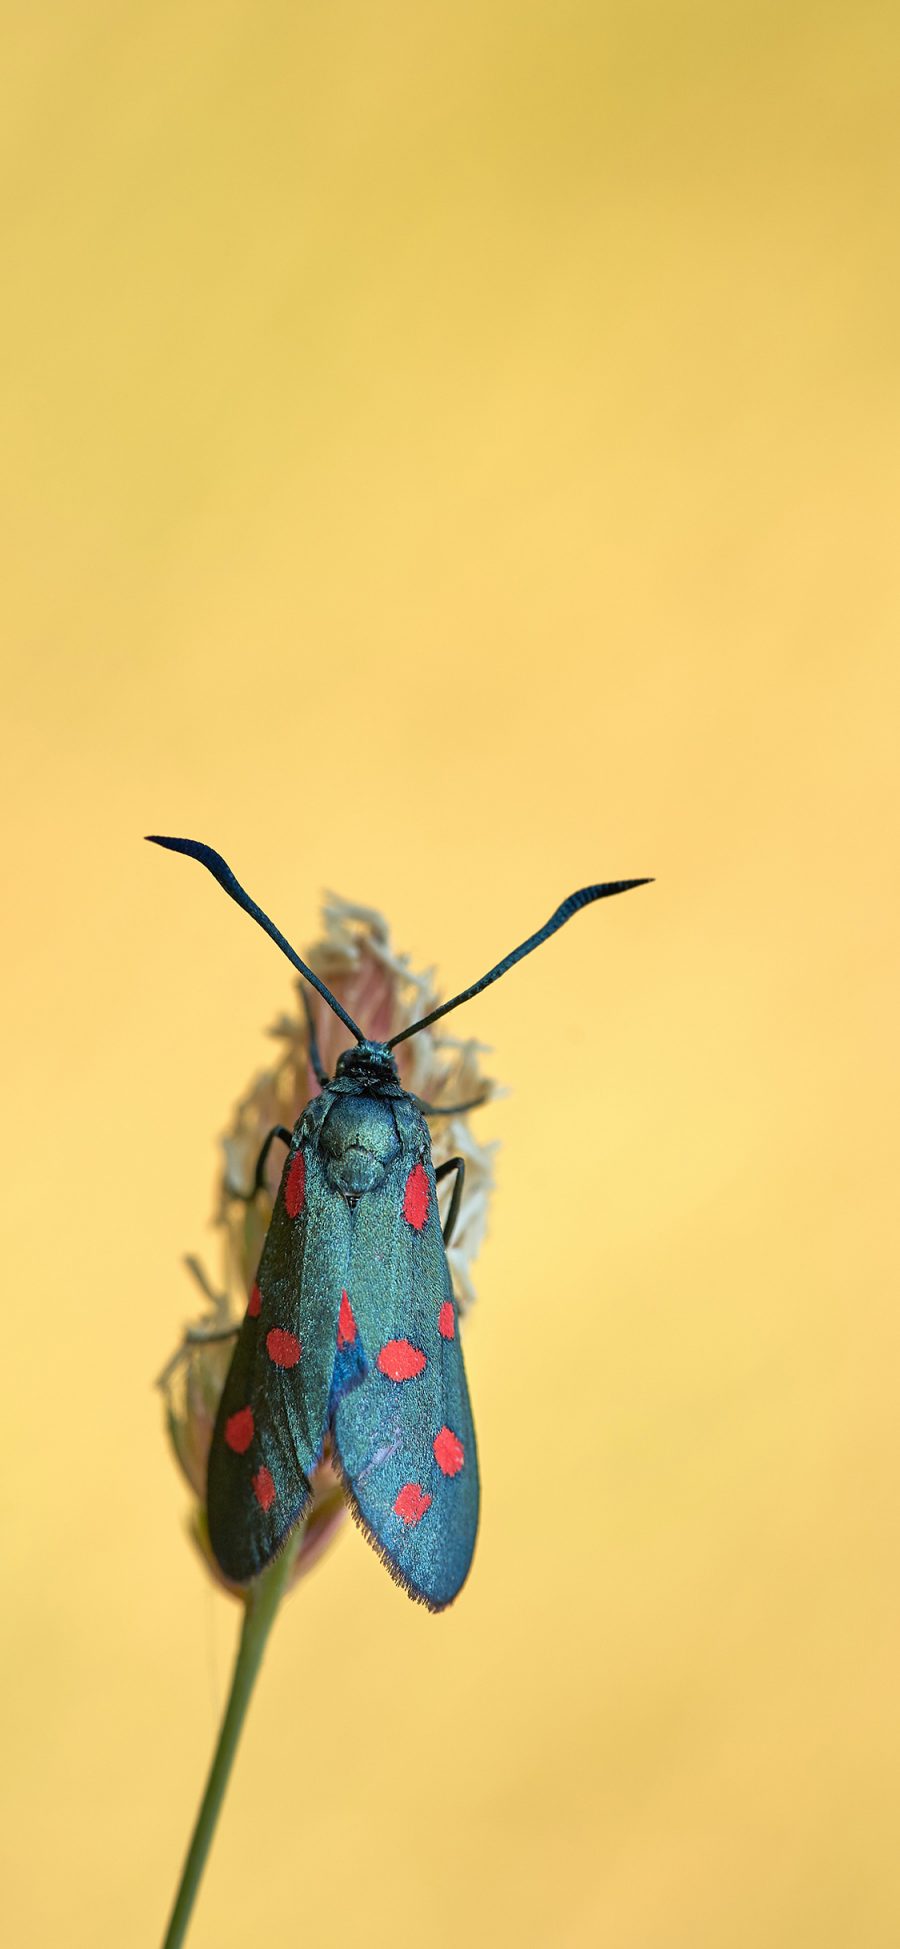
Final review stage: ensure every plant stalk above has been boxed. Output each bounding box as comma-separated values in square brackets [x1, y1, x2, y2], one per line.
[161, 1533, 302, 1949]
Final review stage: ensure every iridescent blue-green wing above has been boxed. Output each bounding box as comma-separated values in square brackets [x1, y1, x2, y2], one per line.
[207, 1128, 352, 1584]
[331, 1149, 480, 1611]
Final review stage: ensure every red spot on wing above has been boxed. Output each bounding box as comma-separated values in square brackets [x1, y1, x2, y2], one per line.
[402, 1162, 429, 1230]
[394, 1482, 432, 1526]
[438, 1301, 455, 1340]
[224, 1406, 254, 1454]
[284, 1152, 306, 1218]
[433, 1426, 464, 1476]
[377, 1338, 427, 1381]
[337, 1289, 357, 1348]
[266, 1327, 301, 1368]
[252, 1466, 276, 1512]
[247, 1283, 261, 1319]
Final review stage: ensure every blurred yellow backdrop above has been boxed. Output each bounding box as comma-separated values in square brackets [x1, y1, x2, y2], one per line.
[2, 4, 898, 1945]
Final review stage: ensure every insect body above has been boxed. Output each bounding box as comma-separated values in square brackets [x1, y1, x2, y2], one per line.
[149, 836, 649, 1607]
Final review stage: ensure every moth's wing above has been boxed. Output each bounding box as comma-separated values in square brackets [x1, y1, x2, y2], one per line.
[207, 1130, 352, 1583]
[331, 1151, 479, 1610]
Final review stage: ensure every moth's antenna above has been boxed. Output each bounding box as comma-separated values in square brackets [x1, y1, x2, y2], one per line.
[146, 836, 365, 1043]
[388, 878, 652, 1049]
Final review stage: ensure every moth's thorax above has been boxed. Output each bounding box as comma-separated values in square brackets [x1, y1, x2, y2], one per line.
[319, 1089, 401, 1198]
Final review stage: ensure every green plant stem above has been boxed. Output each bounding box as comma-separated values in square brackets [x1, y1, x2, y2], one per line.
[161, 1533, 302, 1949]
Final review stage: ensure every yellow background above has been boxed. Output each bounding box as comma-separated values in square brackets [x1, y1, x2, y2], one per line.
[3, 5, 898, 1945]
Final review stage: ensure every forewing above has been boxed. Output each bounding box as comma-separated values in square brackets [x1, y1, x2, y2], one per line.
[332, 1150, 479, 1610]
[207, 1130, 352, 1583]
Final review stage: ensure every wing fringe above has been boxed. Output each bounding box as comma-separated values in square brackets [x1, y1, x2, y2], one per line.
[329, 1436, 457, 1614]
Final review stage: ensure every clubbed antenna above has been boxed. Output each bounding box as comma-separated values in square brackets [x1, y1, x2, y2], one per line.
[388, 878, 652, 1048]
[145, 836, 365, 1042]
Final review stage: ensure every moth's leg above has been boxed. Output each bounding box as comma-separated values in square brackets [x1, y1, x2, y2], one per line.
[299, 987, 329, 1088]
[412, 1093, 488, 1116]
[435, 1155, 465, 1247]
[228, 1125, 292, 1202]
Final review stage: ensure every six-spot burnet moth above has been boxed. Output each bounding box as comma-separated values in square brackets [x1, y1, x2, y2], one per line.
[148, 836, 650, 1609]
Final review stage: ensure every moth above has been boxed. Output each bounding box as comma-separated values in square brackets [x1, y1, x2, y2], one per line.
[149, 836, 649, 1608]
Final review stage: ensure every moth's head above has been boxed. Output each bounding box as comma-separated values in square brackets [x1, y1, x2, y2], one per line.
[335, 1040, 399, 1087]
